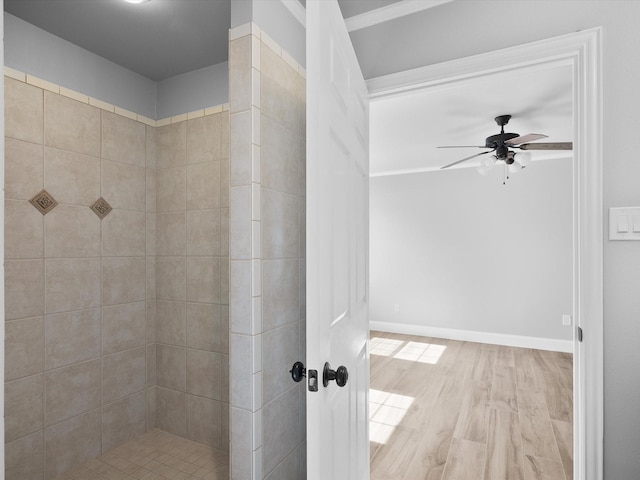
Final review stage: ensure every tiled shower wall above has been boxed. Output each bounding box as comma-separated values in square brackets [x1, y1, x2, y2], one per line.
[154, 113, 230, 450]
[4, 72, 231, 479]
[4, 75, 156, 480]
[228, 24, 306, 480]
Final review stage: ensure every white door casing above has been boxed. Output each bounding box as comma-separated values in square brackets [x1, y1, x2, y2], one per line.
[306, 1, 370, 479]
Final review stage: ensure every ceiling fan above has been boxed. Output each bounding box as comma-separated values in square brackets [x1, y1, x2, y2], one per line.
[438, 115, 572, 180]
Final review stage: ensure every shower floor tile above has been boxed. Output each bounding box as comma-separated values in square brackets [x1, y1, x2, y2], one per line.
[55, 429, 229, 480]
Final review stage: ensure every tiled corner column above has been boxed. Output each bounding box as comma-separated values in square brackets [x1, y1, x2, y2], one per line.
[229, 22, 307, 480]
[229, 22, 264, 480]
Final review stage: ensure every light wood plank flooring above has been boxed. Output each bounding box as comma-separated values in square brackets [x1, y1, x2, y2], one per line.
[369, 332, 573, 480]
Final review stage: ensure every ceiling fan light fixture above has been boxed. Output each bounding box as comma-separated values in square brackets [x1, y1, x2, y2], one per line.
[508, 161, 523, 174]
[479, 156, 496, 170]
[516, 151, 532, 168]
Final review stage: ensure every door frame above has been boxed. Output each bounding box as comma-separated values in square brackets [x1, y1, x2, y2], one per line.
[366, 28, 603, 480]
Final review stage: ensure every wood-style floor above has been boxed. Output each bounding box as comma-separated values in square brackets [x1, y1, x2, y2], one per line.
[369, 332, 573, 480]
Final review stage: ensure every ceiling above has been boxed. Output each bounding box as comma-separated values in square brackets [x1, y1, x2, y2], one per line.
[3, 0, 394, 82]
[4, 0, 572, 172]
[370, 64, 573, 176]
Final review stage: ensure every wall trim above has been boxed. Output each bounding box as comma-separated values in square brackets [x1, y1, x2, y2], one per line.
[371, 321, 573, 353]
[345, 0, 454, 32]
[366, 28, 603, 480]
[4, 66, 228, 127]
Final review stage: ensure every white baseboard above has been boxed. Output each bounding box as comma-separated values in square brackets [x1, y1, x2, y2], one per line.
[370, 321, 574, 353]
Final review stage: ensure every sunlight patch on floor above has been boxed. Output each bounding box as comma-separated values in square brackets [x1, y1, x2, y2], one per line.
[369, 389, 414, 445]
[370, 337, 404, 357]
[393, 341, 446, 364]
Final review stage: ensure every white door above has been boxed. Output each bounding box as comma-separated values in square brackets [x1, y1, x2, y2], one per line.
[306, 1, 370, 479]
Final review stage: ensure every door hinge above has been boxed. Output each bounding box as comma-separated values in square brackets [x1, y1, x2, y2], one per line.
[577, 326, 583, 342]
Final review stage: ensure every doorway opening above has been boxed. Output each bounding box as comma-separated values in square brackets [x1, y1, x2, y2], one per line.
[365, 28, 603, 480]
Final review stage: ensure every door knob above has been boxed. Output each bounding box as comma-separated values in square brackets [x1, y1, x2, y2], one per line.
[323, 362, 348, 387]
[290, 361, 306, 383]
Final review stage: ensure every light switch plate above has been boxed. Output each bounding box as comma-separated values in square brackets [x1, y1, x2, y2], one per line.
[609, 207, 640, 240]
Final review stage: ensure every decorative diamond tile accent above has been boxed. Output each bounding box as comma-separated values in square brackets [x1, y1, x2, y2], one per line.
[29, 189, 58, 215]
[91, 197, 113, 219]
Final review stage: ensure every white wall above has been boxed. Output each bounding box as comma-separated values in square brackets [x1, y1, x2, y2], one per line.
[4, 13, 229, 120]
[370, 159, 573, 344]
[4, 13, 157, 118]
[356, 1, 640, 477]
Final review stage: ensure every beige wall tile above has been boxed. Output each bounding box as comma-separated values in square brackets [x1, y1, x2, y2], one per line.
[156, 122, 186, 169]
[146, 125, 156, 170]
[5, 77, 44, 144]
[187, 113, 221, 164]
[187, 209, 221, 257]
[262, 386, 300, 475]
[45, 359, 101, 426]
[102, 391, 146, 452]
[45, 204, 101, 258]
[146, 386, 157, 431]
[44, 92, 101, 157]
[229, 36, 252, 114]
[102, 302, 146, 354]
[102, 159, 146, 212]
[45, 258, 101, 314]
[264, 447, 302, 480]
[187, 303, 227, 353]
[102, 347, 146, 405]
[262, 323, 299, 404]
[186, 395, 224, 449]
[5, 374, 44, 442]
[156, 344, 186, 392]
[5, 316, 45, 381]
[230, 407, 252, 479]
[147, 344, 157, 387]
[44, 409, 101, 480]
[221, 208, 230, 257]
[262, 259, 300, 331]
[5, 259, 44, 320]
[45, 308, 101, 370]
[229, 334, 252, 410]
[220, 157, 230, 209]
[102, 209, 146, 257]
[220, 256, 230, 306]
[146, 213, 157, 256]
[230, 261, 251, 335]
[156, 257, 186, 301]
[5, 199, 44, 259]
[187, 256, 221, 304]
[156, 387, 186, 437]
[44, 147, 100, 205]
[146, 300, 157, 344]
[5, 138, 44, 200]
[102, 111, 146, 167]
[156, 166, 186, 212]
[186, 161, 221, 210]
[102, 257, 146, 305]
[5, 431, 45, 480]
[261, 46, 299, 132]
[261, 115, 299, 195]
[146, 168, 157, 213]
[230, 112, 252, 186]
[230, 186, 251, 260]
[157, 212, 186, 256]
[147, 257, 156, 300]
[156, 300, 186, 346]
[261, 189, 299, 260]
[187, 349, 228, 402]
[221, 112, 230, 158]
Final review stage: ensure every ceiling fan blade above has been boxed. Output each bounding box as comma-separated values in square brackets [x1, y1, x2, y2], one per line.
[440, 150, 494, 170]
[519, 142, 573, 150]
[437, 146, 490, 149]
[506, 133, 548, 145]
